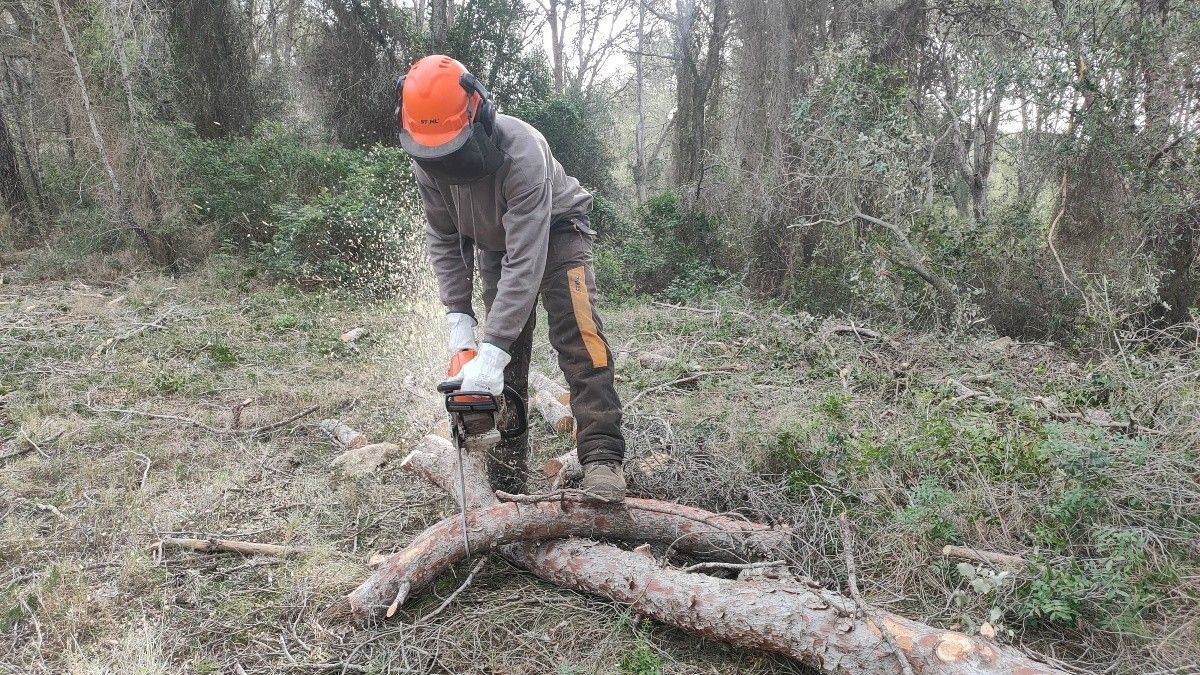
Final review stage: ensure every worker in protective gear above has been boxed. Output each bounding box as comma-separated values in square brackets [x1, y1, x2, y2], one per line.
[396, 55, 626, 502]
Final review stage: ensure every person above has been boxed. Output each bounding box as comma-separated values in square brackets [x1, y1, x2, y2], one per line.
[395, 54, 626, 502]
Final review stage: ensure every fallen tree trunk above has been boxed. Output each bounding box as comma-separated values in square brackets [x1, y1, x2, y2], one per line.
[350, 493, 793, 615]
[357, 431, 1064, 674]
[509, 539, 1058, 675]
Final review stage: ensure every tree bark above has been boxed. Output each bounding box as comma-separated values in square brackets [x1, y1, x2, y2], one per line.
[634, 1, 647, 202]
[0, 108, 28, 220]
[511, 539, 1059, 675]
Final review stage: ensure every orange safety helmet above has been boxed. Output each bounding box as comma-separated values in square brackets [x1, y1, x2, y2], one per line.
[395, 55, 495, 159]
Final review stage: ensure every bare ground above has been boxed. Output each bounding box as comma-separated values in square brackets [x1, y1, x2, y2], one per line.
[2, 253, 1197, 674]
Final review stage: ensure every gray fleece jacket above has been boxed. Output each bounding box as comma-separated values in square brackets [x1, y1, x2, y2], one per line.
[414, 113, 593, 351]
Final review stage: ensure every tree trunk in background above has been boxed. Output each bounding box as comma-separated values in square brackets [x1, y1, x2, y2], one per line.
[633, 2, 646, 203]
[671, 0, 729, 188]
[545, 0, 564, 93]
[969, 86, 1004, 223]
[283, 0, 300, 65]
[0, 109, 28, 221]
[166, 0, 257, 138]
[430, 0, 448, 50]
[51, 0, 157, 256]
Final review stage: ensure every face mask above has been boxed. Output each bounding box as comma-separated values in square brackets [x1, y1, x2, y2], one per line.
[413, 122, 505, 185]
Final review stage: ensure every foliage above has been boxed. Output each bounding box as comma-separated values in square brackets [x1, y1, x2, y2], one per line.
[597, 191, 721, 299]
[177, 128, 360, 247]
[510, 93, 614, 193]
[257, 145, 426, 294]
[443, 0, 553, 110]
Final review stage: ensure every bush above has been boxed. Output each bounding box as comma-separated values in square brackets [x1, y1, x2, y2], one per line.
[595, 191, 721, 299]
[510, 93, 614, 193]
[178, 127, 360, 248]
[177, 130, 424, 294]
[256, 146, 425, 295]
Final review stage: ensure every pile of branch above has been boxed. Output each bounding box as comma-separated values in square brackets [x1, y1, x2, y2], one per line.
[340, 422, 1062, 674]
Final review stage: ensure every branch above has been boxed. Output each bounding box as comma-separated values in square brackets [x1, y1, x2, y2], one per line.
[151, 536, 302, 558]
[839, 513, 916, 675]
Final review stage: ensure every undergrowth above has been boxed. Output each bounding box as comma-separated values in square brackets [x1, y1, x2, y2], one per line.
[2, 254, 1196, 673]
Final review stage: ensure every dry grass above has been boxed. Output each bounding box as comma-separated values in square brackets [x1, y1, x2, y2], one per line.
[3, 250, 1197, 673]
[1, 253, 808, 675]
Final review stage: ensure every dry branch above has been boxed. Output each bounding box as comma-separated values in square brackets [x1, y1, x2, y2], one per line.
[840, 513, 916, 675]
[153, 536, 302, 558]
[87, 404, 319, 438]
[941, 546, 1030, 571]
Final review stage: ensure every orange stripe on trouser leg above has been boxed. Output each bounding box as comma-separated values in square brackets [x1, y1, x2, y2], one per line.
[566, 265, 608, 369]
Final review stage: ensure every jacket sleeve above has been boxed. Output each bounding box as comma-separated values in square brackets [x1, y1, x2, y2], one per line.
[481, 174, 552, 351]
[418, 174, 475, 317]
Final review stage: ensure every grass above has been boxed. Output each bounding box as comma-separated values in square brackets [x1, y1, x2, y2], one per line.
[1, 251, 1197, 673]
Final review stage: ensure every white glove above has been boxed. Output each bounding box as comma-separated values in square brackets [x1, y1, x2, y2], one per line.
[447, 312, 477, 352]
[459, 343, 510, 395]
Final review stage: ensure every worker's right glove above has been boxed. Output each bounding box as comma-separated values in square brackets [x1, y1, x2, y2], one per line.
[447, 312, 477, 353]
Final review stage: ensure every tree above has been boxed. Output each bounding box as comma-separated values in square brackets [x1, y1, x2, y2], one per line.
[644, 0, 730, 188]
[533, 0, 635, 98]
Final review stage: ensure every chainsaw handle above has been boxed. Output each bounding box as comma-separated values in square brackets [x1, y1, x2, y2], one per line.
[501, 383, 528, 439]
[437, 381, 528, 439]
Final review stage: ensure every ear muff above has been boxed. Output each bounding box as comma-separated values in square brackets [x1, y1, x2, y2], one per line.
[394, 73, 406, 132]
[459, 72, 496, 135]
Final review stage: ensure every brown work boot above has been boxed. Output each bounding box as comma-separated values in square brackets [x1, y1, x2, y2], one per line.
[580, 461, 626, 502]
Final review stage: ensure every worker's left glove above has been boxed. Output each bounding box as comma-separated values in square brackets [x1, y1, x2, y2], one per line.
[459, 343, 510, 396]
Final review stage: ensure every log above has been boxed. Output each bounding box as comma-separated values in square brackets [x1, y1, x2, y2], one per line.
[543, 450, 582, 489]
[331, 442, 400, 477]
[349, 495, 793, 615]
[530, 371, 574, 434]
[529, 371, 571, 405]
[508, 540, 1058, 674]
[352, 429, 1065, 674]
[153, 536, 301, 557]
[398, 435, 495, 511]
[320, 419, 369, 449]
[941, 545, 1030, 571]
[533, 389, 575, 434]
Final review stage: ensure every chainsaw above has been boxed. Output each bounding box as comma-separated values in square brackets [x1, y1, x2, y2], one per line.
[437, 348, 527, 557]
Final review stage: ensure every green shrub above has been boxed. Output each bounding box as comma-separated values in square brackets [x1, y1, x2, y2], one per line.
[620, 642, 664, 675]
[255, 145, 425, 294]
[511, 93, 614, 193]
[177, 127, 359, 248]
[597, 191, 721, 298]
